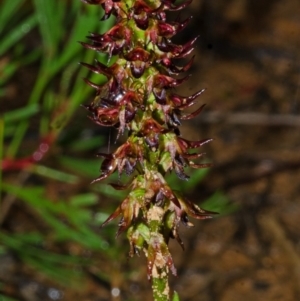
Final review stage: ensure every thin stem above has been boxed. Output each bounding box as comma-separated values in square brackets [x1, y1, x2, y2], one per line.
[152, 270, 170, 301]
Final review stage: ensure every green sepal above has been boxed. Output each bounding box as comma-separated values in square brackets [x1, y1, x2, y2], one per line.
[172, 291, 180, 301]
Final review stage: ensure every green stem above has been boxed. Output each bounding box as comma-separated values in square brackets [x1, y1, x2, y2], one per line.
[147, 204, 172, 301]
[6, 66, 49, 158]
[152, 268, 170, 301]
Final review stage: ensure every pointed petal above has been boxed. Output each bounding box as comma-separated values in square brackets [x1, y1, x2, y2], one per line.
[101, 206, 122, 227]
[182, 152, 205, 160]
[109, 183, 130, 190]
[189, 162, 213, 169]
[181, 104, 206, 120]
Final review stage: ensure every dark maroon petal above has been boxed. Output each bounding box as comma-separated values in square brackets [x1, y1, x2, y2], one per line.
[145, 134, 159, 149]
[121, 91, 142, 105]
[175, 154, 186, 166]
[160, 186, 181, 208]
[187, 138, 213, 148]
[157, 22, 176, 37]
[134, 14, 149, 30]
[154, 74, 190, 89]
[109, 183, 130, 190]
[174, 16, 192, 33]
[168, 56, 195, 75]
[182, 152, 205, 160]
[126, 48, 150, 62]
[171, 227, 185, 250]
[189, 162, 213, 169]
[81, 103, 94, 112]
[133, 0, 155, 14]
[80, 61, 111, 78]
[174, 164, 189, 181]
[171, 74, 191, 87]
[101, 11, 112, 20]
[155, 190, 165, 205]
[96, 153, 113, 159]
[173, 127, 180, 136]
[91, 172, 111, 183]
[101, 206, 122, 227]
[82, 78, 103, 91]
[102, 0, 114, 15]
[156, 40, 181, 54]
[87, 114, 117, 127]
[116, 198, 138, 236]
[153, 88, 167, 105]
[180, 104, 206, 120]
[80, 41, 104, 52]
[179, 137, 213, 149]
[80, 61, 102, 74]
[101, 157, 116, 172]
[94, 108, 120, 126]
[161, 0, 192, 11]
[180, 212, 193, 227]
[169, 111, 181, 126]
[125, 159, 136, 175]
[142, 119, 165, 134]
[167, 257, 177, 277]
[125, 107, 137, 123]
[176, 89, 205, 109]
[130, 61, 146, 78]
[176, 36, 199, 58]
[178, 197, 218, 220]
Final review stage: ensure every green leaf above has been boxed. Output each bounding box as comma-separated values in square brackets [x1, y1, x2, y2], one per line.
[0, 61, 18, 86]
[0, 232, 84, 266]
[70, 193, 98, 207]
[167, 167, 209, 193]
[201, 191, 238, 216]
[172, 291, 180, 301]
[2, 183, 44, 204]
[29, 164, 79, 184]
[3, 104, 40, 123]
[137, 223, 150, 241]
[0, 14, 37, 56]
[0, 294, 18, 301]
[59, 156, 100, 178]
[92, 184, 126, 200]
[0, 0, 24, 30]
[181, 168, 209, 192]
[130, 188, 146, 199]
[2, 183, 110, 251]
[69, 136, 105, 152]
[32, 0, 65, 56]
[24, 255, 81, 285]
[159, 151, 171, 171]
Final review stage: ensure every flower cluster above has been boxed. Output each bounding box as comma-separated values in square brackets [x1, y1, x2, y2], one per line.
[81, 0, 215, 299]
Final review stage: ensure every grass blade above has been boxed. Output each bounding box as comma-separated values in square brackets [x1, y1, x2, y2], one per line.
[0, 14, 37, 56]
[29, 164, 79, 184]
[0, 0, 24, 31]
[3, 104, 39, 123]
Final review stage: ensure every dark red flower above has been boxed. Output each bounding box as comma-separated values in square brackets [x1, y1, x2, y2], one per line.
[81, 0, 216, 288]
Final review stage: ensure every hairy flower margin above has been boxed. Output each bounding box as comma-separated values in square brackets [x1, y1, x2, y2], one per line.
[80, 0, 216, 299]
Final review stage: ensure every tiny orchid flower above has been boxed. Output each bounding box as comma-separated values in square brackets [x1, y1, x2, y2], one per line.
[80, 0, 217, 300]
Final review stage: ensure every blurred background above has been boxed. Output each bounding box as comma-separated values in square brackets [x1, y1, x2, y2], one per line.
[0, 0, 300, 300]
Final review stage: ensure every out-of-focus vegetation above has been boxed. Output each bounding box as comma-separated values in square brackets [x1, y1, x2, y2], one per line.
[1, 1, 117, 298]
[0, 1, 235, 300]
